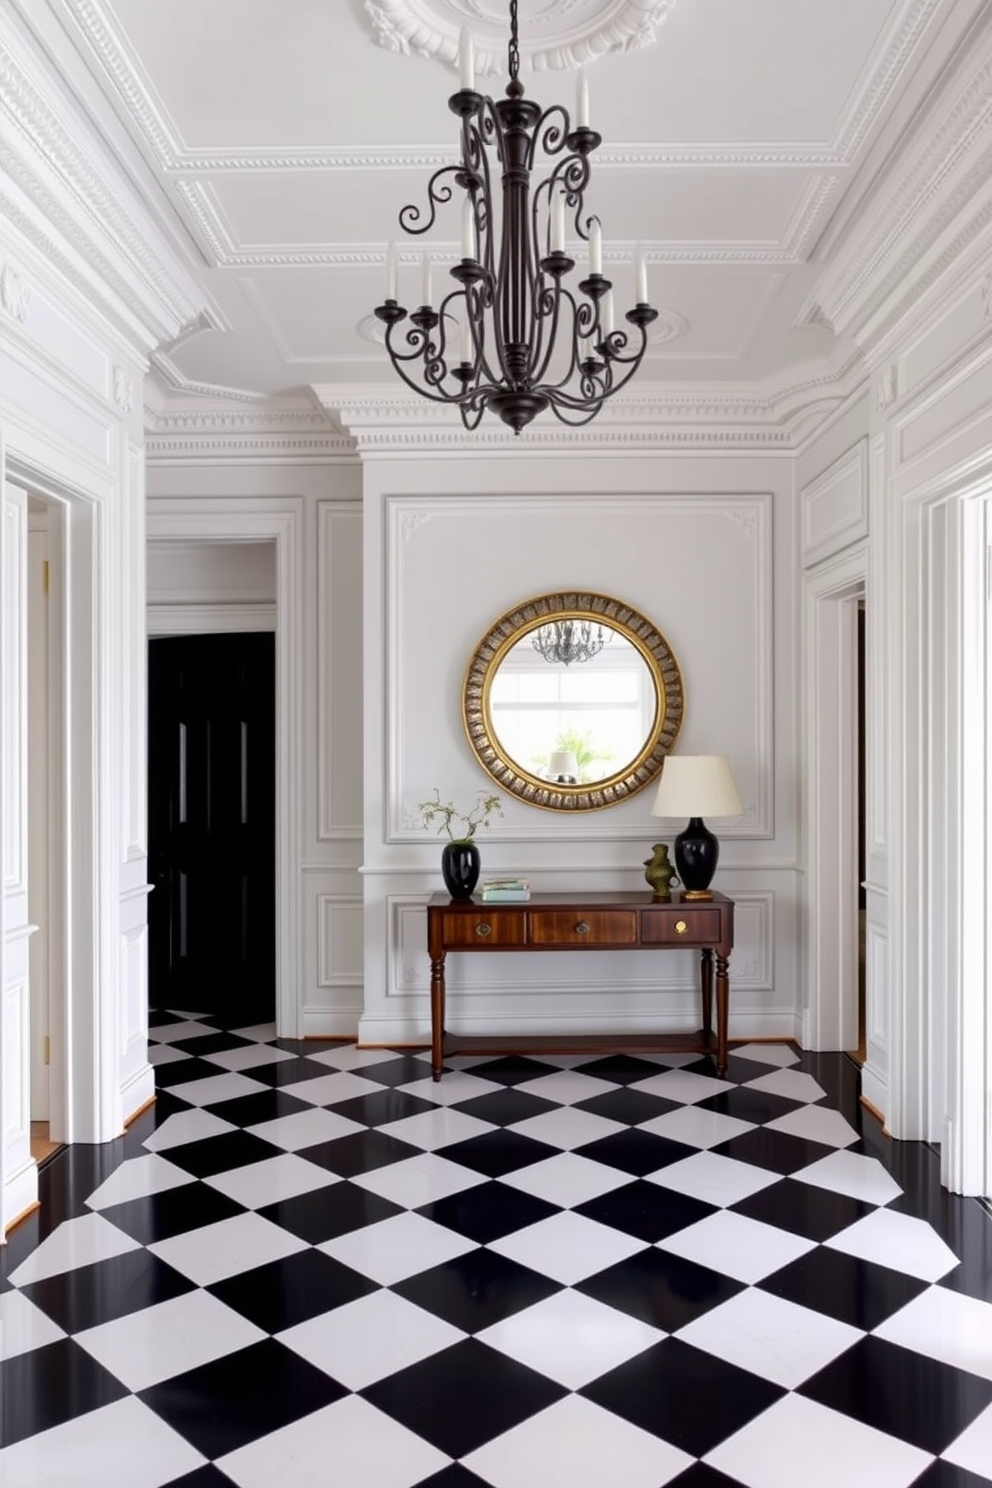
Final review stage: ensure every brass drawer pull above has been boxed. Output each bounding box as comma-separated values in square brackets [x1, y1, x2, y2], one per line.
[575, 921, 590, 935]
[475, 922, 492, 938]
[675, 920, 688, 935]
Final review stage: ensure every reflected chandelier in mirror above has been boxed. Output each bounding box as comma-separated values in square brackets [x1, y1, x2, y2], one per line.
[463, 592, 684, 811]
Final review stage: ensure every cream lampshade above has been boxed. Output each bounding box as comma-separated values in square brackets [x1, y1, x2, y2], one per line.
[548, 749, 579, 784]
[651, 754, 743, 899]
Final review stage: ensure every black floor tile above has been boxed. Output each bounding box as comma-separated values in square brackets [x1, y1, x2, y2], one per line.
[240, 1055, 337, 1089]
[695, 1084, 803, 1125]
[297, 1128, 421, 1177]
[668, 1465, 754, 1488]
[450, 1087, 560, 1127]
[207, 1088, 314, 1127]
[361, 1338, 566, 1458]
[413, 1465, 494, 1488]
[139, 1338, 346, 1458]
[416, 1179, 561, 1242]
[160, 1467, 239, 1488]
[576, 1246, 744, 1331]
[324, 1089, 439, 1128]
[393, 1248, 560, 1331]
[98, 1182, 248, 1245]
[356, 1055, 437, 1087]
[0, 1338, 129, 1446]
[149, 1058, 217, 1090]
[758, 1245, 930, 1329]
[711, 1126, 836, 1175]
[574, 1086, 682, 1126]
[574, 1179, 719, 1243]
[581, 1337, 784, 1456]
[577, 1128, 698, 1176]
[258, 1179, 405, 1244]
[162, 1128, 284, 1178]
[460, 1056, 561, 1086]
[910, 1462, 992, 1487]
[171, 1032, 254, 1057]
[19, 1248, 195, 1332]
[437, 1129, 559, 1177]
[799, 1335, 992, 1455]
[578, 1054, 681, 1085]
[729, 1175, 873, 1241]
[208, 1246, 377, 1330]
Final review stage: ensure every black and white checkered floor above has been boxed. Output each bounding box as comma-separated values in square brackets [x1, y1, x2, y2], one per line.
[3, 1016, 992, 1487]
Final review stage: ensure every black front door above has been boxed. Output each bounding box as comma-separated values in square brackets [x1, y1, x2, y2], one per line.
[148, 633, 275, 1022]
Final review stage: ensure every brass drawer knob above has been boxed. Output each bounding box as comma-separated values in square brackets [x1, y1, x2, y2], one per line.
[575, 921, 590, 935]
[475, 922, 492, 938]
[675, 920, 688, 935]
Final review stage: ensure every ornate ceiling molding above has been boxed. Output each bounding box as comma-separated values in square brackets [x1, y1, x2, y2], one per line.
[363, 0, 677, 75]
[144, 405, 355, 462]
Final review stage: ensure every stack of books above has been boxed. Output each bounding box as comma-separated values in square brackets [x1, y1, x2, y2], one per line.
[480, 878, 531, 902]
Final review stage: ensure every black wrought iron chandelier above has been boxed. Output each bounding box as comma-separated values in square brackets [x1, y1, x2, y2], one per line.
[532, 618, 605, 666]
[374, 1, 657, 434]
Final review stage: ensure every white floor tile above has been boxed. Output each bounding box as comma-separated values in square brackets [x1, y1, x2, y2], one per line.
[793, 1150, 903, 1206]
[646, 1150, 780, 1208]
[351, 1152, 487, 1208]
[202, 1043, 297, 1071]
[85, 1154, 195, 1210]
[147, 1044, 192, 1068]
[228, 1022, 278, 1042]
[507, 1106, 626, 1150]
[732, 1043, 800, 1068]
[376, 1107, 495, 1150]
[874, 1285, 992, 1381]
[515, 1070, 620, 1105]
[303, 1044, 403, 1070]
[8, 1211, 140, 1286]
[165, 1071, 269, 1107]
[638, 1105, 755, 1149]
[278, 1289, 465, 1390]
[630, 1068, 732, 1104]
[0, 1290, 66, 1359]
[397, 1071, 503, 1105]
[141, 1109, 237, 1152]
[942, 1400, 992, 1478]
[319, 1210, 477, 1284]
[743, 1069, 827, 1103]
[0, 1395, 206, 1488]
[499, 1151, 630, 1208]
[216, 1395, 450, 1488]
[488, 1210, 647, 1284]
[705, 1392, 933, 1488]
[477, 1289, 663, 1388]
[148, 1211, 309, 1286]
[146, 1020, 218, 1045]
[75, 1290, 265, 1392]
[677, 1286, 863, 1388]
[278, 1070, 386, 1106]
[764, 1104, 861, 1147]
[245, 1107, 366, 1150]
[462, 1394, 694, 1488]
[656, 1209, 816, 1283]
[205, 1153, 340, 1209]
[826, 1208, 960, 1282]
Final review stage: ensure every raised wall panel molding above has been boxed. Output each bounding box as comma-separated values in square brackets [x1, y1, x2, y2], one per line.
[317, 894, 364, 988]
[317, 501, 364, 840]
[0, 261, 29, 321]
[801, 438, 869, 567]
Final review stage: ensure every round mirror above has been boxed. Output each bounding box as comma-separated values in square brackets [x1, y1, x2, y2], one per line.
[462, 592, 684, 811]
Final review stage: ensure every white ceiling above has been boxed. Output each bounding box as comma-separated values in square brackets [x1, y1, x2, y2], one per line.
[28, 0, 988, 408]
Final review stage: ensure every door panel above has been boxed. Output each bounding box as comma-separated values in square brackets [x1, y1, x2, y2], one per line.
[148, 634, 275, 1021]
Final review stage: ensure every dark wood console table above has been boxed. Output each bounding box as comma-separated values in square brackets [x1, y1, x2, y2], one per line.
[426, 891, 734, 1081]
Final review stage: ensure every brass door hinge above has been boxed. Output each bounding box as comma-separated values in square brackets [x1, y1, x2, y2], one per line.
[42, 559, 49, 594]
[43, 1035, 51, 1066]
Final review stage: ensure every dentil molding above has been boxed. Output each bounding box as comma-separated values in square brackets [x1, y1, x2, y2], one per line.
[364, 0, 677, 73]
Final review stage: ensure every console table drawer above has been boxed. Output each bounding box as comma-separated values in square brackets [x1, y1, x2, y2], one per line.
[529, 910, 638, 947]
[642, 907, 722, 945]
[440, 912, 527, 948]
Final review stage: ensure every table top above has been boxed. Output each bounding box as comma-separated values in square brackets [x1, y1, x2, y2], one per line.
[427, 891, 733, 910]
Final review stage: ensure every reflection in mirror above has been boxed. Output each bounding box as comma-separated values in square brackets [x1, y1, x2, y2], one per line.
[463, 592, 684, 813]
[489, 625, 657, 786]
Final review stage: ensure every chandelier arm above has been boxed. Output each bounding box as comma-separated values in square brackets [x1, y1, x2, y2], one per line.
[530, 276, 566, 387]
[398, 164, 461, 236]
[530, 104, 571, 172]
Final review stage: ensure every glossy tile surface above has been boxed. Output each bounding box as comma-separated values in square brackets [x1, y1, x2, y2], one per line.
[3, 1019, 991, 1488]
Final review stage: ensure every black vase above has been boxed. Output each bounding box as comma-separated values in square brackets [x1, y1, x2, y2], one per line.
[441, 840, 481, 900]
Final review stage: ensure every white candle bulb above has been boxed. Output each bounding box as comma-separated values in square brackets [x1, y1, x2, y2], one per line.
[635, 243, 648, 305]
[576, 71, 589, 129]
[385, 241, 397, 301]
[420, 252, 432, 307]
[601, 289, 614, 338]
[458, 25, 474, 90]
[589, 217, 602, 276]
[461, 196, 475, 261]
[551, 188, 566, 254]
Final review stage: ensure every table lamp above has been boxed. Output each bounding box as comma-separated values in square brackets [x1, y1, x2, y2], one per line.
[650, 754, 743, 900]
[548, 749, 579, 784]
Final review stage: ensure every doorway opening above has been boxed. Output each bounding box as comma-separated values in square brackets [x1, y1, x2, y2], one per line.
[147, 633, 276, 1024]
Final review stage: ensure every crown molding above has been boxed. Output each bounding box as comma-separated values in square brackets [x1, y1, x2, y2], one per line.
[144, 404, 355, 462]
[0, 12, 210, 353]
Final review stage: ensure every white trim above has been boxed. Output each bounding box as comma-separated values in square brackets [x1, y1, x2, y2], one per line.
[146, 602, 275, 635]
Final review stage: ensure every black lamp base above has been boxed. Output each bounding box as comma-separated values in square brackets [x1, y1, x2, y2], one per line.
[673, 817, 719, 900]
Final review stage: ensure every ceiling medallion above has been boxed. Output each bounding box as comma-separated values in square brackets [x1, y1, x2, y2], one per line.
[365, 0, 677, 73]
[373, 0, 658, 433]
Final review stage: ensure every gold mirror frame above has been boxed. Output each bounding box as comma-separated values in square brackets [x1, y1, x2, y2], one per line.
[462, 591, 684, 812]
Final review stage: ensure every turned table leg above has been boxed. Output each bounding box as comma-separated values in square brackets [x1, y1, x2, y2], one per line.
[430, 953, 446, 1081]
[715, 953, 730, 1076]
[700, 948, 713, 1039]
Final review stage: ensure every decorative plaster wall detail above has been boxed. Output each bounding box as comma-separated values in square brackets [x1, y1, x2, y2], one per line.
[400, 511, 433, 541]
[113, 367, 134, 413]
[876, 365, 898, 411]
[982, 272, 992, 318]
[724, 508, 758, 539]
[364, 0, 677, 73]
[0, 263, 29, 321]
